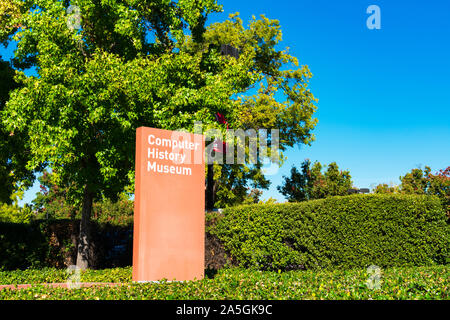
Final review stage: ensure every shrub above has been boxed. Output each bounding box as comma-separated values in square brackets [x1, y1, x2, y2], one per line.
[0, 220, 133, 270]
[0, 266, 448, 300]
[0, 221, 49, 270]
[210, 194, 449, 271]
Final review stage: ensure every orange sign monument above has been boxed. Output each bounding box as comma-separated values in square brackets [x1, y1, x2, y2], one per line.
[133, 127, 205, 282]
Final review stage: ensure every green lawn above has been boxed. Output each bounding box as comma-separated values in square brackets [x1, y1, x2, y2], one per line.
[0, 265, 448, 300]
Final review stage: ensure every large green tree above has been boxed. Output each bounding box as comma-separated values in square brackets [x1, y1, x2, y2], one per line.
[1, 1, 318, 268]
[2, 0, 238, 269]
[0, 58, 36, 203]
[0, 59, 18, 203]
[194, 14, 318, 208]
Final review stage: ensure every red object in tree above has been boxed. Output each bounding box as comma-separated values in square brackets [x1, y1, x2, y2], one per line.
[215, 113, 229, 128]
[213, 113, 229, 154]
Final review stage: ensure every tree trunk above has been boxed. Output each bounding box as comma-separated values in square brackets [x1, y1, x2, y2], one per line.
[206, 164, 215, 211]
[76, 185, 94, 270]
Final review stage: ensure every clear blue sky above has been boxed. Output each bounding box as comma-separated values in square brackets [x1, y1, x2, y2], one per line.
[2, 0, 449, 205]
[211, 0, 450, 202]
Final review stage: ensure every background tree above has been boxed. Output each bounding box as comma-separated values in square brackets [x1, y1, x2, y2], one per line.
[32, 169, 77, 220]
[278, 160, 353, 202]
[243, 188, 264, 205]
[429, 167, 450, 217]
[373, 183, 398, 194]
[32, 169, 133, 225]
[276, 160, 310, 202]
[399, 167, 431, 194]
[323, 162, 353, 197]
[399, 166, 449, 216]
[373, 165, 449, 217]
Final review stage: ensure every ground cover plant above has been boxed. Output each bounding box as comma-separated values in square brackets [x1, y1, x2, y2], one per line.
[0, 266, 448, 300]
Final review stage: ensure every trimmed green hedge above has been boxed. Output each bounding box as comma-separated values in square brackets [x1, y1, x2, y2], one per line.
[0, 266, 448, 300]
[0, 222, 50, 270]
[210, 194, 449, 271]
